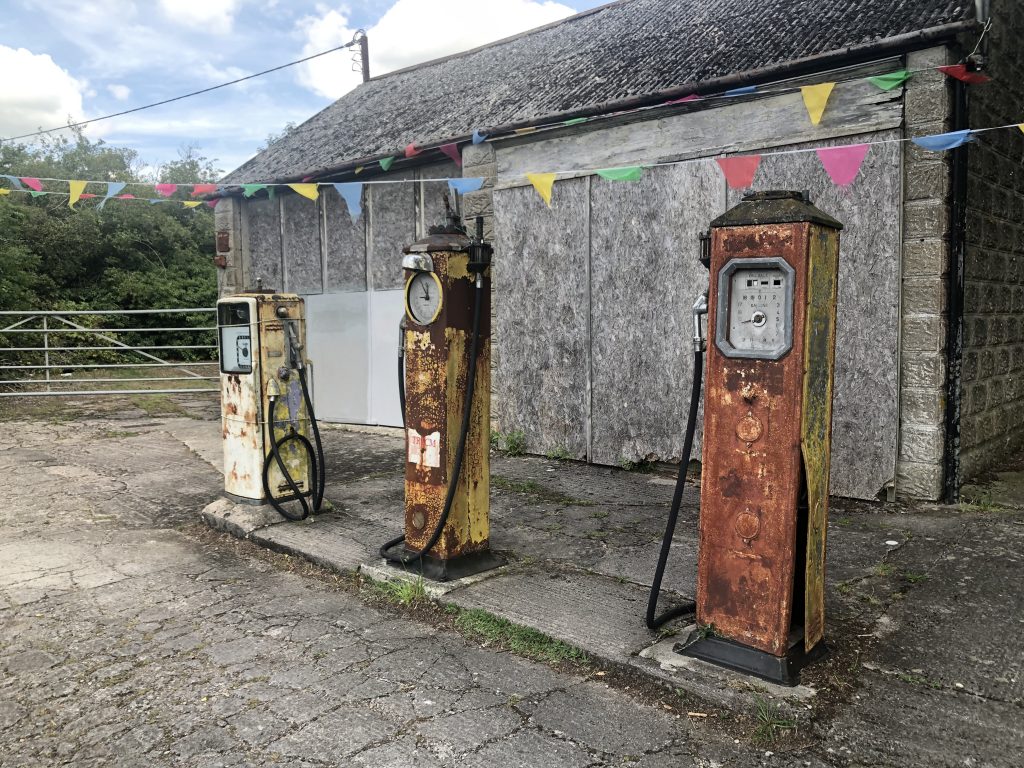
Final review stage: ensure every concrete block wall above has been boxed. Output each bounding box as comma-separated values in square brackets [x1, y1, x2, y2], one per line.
[960, 1, 1024, 479]
[213, 197, 248, 297]
[898, 47, 954, 500]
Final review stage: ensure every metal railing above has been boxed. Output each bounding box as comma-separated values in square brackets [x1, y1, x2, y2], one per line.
[0, 308, 220, 397]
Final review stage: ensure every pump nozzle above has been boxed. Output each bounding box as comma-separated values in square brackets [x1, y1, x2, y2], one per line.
[692, 291, 708, 353]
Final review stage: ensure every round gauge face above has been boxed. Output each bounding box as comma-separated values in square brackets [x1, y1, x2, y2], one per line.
[406, 271, 443, 325]
[727, 267, 788, 352]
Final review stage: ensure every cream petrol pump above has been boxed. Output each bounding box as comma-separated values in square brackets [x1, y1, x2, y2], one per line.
[217, 288, 325, 521]
[647, 191, 842, 685]
[380, 210, 502, 581]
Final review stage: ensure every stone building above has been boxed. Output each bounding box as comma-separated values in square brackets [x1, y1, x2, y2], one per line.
[215, 0, 1021, 502]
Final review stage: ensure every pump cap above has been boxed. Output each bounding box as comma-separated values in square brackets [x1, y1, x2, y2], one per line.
[710, 190, 843, 230]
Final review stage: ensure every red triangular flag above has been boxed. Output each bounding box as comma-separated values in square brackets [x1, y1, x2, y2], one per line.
[206, 198, 221, 209]
[816, 144, 870, 187]
[116, 193, 135, 199]
[20, 177, 42, 191]
[154, 183, 177, 197]
[405, 143, 422, 159]
[938, 64, 991, 84]
[715, 155, 761, 189]
[439, 143, 462, 167]
[191, 183, 218, 196]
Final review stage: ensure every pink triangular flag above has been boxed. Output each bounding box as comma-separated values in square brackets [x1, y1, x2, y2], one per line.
[20, 177, 42, 191]
[666, 94, 700, 105]
[816, 144, 870, 187]
[715, 155, 761, 189]
[155, 183, 177, 197]
[116, 193, 135, 199]
[405, 143, 422, 158]
[206, 198, 221, 209]
[439, 143, 462, 167]
[191, 183, 218, 197]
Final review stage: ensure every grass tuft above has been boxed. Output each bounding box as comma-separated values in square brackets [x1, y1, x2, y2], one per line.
[370, 575, 427, 606]
[453, 608, 589, 664]
[752, 698, 797, 744]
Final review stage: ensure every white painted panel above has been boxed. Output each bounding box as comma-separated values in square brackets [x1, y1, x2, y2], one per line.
[306, 292, 369, 424]
[369, 289, 406, 427]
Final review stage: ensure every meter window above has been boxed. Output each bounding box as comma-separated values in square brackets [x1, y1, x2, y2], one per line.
[219, 302, 253, 374]
[406, 271, 443, 325]
[728, 268, 787, 351]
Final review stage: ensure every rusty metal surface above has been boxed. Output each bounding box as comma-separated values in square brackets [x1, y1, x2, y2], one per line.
[404, 250, 491, 560]
[697, 223, 810, 657]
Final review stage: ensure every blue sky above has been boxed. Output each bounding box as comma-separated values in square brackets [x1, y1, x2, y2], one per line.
[0, 0, 606, 179]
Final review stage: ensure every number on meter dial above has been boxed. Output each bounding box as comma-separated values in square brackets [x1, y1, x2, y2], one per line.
[406, 271, 442, 325]
[727, 268, 787, 352]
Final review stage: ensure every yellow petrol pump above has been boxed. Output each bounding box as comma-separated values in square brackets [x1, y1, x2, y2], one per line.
[217, 288, 324, 520]
[380, 211, 502, 581]
[647, 191, 842, 685]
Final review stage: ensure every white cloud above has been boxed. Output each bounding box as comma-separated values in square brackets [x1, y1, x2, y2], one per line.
[158, 0, 242, 36]
[0, 45, 87, 140]
[107, 83, 131, 100]
[297, 0, 577, 100]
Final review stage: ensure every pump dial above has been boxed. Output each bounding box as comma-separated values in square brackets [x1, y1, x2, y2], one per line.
[406, 271, 443, 325]
[714, 257, 795, 360]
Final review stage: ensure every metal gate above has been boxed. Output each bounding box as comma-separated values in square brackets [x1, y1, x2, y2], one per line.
[0, 308, 220, 397]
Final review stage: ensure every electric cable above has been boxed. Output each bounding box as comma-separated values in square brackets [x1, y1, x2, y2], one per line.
[380, 273, 484, 566]
[645, 346, 704, 630]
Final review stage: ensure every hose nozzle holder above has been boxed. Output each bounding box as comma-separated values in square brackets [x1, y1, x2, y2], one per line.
[468, 215, 492, 274]
[692, 291, 709, 352]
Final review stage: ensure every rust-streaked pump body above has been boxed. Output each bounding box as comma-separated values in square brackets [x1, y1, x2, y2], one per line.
[688, 191, 842, 683]
[218, 292, 310, 503]
[402, 232, 492, 565]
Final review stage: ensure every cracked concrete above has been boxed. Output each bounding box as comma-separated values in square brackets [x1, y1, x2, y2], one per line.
[2, 404, 1023, 766]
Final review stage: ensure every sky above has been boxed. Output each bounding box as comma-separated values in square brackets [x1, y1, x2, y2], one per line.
[0, 0, 607, 179]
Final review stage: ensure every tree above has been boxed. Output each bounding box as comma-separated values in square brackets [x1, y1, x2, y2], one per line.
[156, 145, 223, 184]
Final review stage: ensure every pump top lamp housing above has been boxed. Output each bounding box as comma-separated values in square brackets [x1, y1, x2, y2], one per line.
[680, 190, 843, 686]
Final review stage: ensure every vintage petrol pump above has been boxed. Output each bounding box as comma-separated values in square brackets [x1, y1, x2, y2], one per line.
[379, 211, 502, 581]
[647, 190, 842, 685]
[217, 287, 324, 520]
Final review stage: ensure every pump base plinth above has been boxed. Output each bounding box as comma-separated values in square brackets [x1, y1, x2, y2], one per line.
[385, 548, 505, 582]
[675, 629, 828, 686]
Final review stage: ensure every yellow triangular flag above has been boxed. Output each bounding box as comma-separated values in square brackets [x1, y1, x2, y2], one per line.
[514, 127, 538, 135]
[1018, 124, 1024, 133]
[0, 188, 9, 196]
[288, 183, 319, 200]
[801, 82, 835, 126]
[68, 180, 87, 208]
[182, 200, 203, 208]
[526, 173, 556, 207]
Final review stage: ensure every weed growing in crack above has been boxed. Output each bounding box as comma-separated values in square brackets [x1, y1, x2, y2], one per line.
[453, 608, 589, 664]
[752, 698, 797, 745]
[370, 575, 427, 606]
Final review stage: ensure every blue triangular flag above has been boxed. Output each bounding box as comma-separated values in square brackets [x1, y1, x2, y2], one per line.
[724, 85, 757, 97]
[149, 199, 167, 204]
[333, 182, 362, 223]
[1, 175, 24, 191]
[472, 130, 488, 145]
[97, 181, 126, 210]
[911, 129, 973, 151]
[448, 178, 485, 195]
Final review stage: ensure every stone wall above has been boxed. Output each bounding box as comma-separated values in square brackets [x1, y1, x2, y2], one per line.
[960, 1, 1024, 479]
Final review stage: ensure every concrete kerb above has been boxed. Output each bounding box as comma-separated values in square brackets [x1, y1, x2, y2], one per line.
[200, 497, 337, 539]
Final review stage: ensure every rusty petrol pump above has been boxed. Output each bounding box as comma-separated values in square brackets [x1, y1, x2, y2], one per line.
[647, 190, 842, 685]
[379, 208, 504, 581]
[217, 286, 325, 520]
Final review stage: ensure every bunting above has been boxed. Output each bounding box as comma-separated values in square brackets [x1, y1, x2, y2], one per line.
[191, 183, 217, 197]
[868, 70, 911, 91]
[801, 82, 835, 126]
[0, 189, 9, 195]
[596, 167, 644, 182]
[67, 180, 87, 208]
[448, 178, 485, 195]
[154, 183, 177, 197]
[666, 94, 700, 104]
[404, 143, 422, 158]
[242, 184, 267, 198]
[288, 183, 319, 200]
[938, 64, 991, 85]
[724, 86, 757, 97]
[182, 201, 203, 208]
[526, 173, 556, 207]
[21, 177, 43, 192]
[332, 182, 363, 223]
[97, 182, 126, 210]
[2, 175, 24, 190]
[715, 155, 761, 189]
[816, 144, 870, 187]
[563, 117, 589, 126]
[379, 156, 396, 171]
[912, 130, 973, 151]
[439, 143, 462, 167]
[471, 130, 488, 144]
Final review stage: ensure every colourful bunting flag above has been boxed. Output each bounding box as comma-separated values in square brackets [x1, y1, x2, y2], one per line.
[666, 94, 700, 104]
[724, 85, 757, 97]
[526, 173, 556, 207]
[288, 183, 319, 200]
[332, 182, 363, 223]
[68, 180, 87, 208]
[938, 65, 991, 85]
[596, 167, 644, 182]
[117, 194, 135, 199]
[816, 144, 870, 187]
[471, 130, 488, 144]
[29, 191, 47, 197]
[154, 183, 177, 197]
[405, 143, 422, 158]
[1019, 124, 1024, 134]
[97, 181, 126, 209]
[379, 156, 395, 172]
[868, 70, 911, 91]
[242, 184, 267, 198]
[0, 188, 8, 196]
[514, 127, 538, 135]
[912, 130, 973, 151]
[182, 201, 203, 208]
[440, 143, 462, 167]
[149, 199, 166, 204]
[563, 117, 589, 126]
[206, 198, 220, 208]
[354, 166, 364, 175]
[801, 82, 835, 126]
[715, 155, 761, 189]
[20, 177, 43, 191]
[80, 193, 96, 199]
[191, 183, 217, 197]
[1, 175, 23, 190]
[448, 178, 485, 195]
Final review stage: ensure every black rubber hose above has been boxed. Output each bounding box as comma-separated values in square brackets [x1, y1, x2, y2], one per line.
[380, 276, 483, 566]
[262, 395, 318, 521]
[398, 317, 407, 426]
[297, 366, 325, 512]
[645, 348, 703, 630]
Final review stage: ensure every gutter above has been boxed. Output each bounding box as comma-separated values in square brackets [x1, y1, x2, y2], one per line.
[222, 17, 979, 191]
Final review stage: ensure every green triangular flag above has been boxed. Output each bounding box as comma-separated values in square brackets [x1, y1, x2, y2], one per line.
[29, 191, 47, 197]
[868, 70, 911, 91]
[596, 166, 644, 182]
[379, 156, 396, 172]
[242, 184, 267, 198]
[563, 117, 588, 126]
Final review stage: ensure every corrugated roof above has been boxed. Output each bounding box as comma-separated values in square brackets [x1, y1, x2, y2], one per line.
[224, 0, 974, 183]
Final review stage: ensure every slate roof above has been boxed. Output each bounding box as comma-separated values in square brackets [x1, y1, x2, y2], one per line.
[224, 0, 974, 184]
